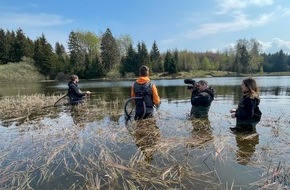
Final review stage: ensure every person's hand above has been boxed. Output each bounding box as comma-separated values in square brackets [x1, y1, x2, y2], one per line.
[230, 109, 236, 118]
[85, 91, 91, 95]
[230, 109, 236, 113]
[155, 102, 161, 110]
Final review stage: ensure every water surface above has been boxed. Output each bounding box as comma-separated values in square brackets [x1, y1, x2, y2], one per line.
[0, 76, 289, 189]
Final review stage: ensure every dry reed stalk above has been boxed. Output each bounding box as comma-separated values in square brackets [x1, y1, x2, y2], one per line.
[0, 94, 63, 122]
[84, 172, 101, 190]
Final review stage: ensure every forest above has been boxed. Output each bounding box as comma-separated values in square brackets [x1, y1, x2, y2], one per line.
[0, 27, 289, 80]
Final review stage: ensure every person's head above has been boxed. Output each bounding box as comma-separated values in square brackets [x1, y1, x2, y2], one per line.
[70, 74, 79, 83]
[139, 65, 149, 77]
[196, 80, 208, 92]
[242, 77, 259, 98]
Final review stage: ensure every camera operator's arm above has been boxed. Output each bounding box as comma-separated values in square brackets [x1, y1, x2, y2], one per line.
[191, 91, 213, 107]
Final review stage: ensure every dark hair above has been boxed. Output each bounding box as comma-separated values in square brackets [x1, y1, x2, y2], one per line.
[198, 80, 208, 86]
[139, 65, 149, 77]
[70, 74, 79, 81]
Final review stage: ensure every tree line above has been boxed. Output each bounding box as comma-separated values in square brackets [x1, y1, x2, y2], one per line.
[0, 27, 289, 80]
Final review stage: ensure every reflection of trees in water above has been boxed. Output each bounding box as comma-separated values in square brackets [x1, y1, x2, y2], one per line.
[235, 132, 259, 165]
[260, 86, 290, 96]
[128, 119, 161, 163]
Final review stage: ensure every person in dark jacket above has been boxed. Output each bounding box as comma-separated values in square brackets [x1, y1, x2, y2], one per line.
[131, 65, 161, 120]
[230, 77, 262, 132]
[67, 74, 91, 105]
[190, 80, 215, 118]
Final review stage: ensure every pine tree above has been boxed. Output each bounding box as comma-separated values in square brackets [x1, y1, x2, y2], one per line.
[0, 29, 9, 64]
[55, 42, 69, 73]
[136, 42, 150, 75]
[13, 28, 28, 62]
[150, 41, 163, 72]
[33, 34, 55, 78]
[68, 31, 85, 75]
[119, 43, 138, 76]
[164, 50, 177, 74]
[100, 28, 120, 73]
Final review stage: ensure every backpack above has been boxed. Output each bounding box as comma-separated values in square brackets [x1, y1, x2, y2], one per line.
[134, 82, 152, 108]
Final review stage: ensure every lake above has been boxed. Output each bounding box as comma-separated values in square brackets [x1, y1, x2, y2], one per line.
[0, 76, 289, 189]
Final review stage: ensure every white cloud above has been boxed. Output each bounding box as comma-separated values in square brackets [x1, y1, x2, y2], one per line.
[222, 38, 290, 53]
[0, 12, 73, 27]
[184, 11, 273, 39]
[260, 38, 290, 53]
[216, 0, 273, 14]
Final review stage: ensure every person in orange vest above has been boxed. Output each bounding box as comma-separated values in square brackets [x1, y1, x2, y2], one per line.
[131, 65, 161, 120]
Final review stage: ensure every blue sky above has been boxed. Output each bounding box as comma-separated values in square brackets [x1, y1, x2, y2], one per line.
[1, 0, 290, 53]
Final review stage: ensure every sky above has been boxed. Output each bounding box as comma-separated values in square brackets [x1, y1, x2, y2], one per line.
[1, 0, 290, 54]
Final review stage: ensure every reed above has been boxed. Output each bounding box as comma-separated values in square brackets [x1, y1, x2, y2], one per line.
[0, 95, 289, 189]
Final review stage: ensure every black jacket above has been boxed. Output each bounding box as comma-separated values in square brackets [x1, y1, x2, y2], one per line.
[67, 81, 86, 104]
[236, 95, 260, 120]
[190, 87, 215, 117]
[191, 87, 215, 107]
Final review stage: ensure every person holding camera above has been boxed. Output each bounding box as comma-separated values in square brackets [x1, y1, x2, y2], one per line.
[229, 77, 262, 132]
[188, 79, 215, 118]
[131, 65, 161, 120]
[67, 74, 91, 105]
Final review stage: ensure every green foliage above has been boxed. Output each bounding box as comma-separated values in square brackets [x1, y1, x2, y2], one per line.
[178, 50, 199, 71]
[101, 28, 120, 74]
[33, 34, 55, 79]
[68, 31, 85, 75]
[0, 59, 45, 82]
[136, 42, 150, 74]
[119, 43, 139, 77]
[1, 27, 290, 80]
[150, 41, 163, 73]
[117, 34, 133, 56]
[55, 42, 69, 73]
[0, 29, 9, 64]
[164, 50, 177, 74]
[263, 50, 289, 72]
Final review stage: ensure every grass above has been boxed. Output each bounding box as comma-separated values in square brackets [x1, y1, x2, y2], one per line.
[0, 94, 62, 124]
[0, 58, 45, 82]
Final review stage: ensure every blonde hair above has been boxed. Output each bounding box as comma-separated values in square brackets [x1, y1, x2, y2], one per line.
[243, 77, 259, 99]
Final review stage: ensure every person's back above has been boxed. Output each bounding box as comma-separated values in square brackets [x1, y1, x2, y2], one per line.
[131, 65, 160, 120]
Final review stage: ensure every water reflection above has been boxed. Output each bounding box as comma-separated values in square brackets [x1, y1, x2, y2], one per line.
[235, 132, 259, 165]
[190, 118, 213, 148]
[1, 76, 290, 189]
[127, 119, 161, 163]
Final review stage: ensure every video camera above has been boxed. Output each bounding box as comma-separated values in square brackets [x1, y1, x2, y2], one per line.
[184, 79, 196, 90]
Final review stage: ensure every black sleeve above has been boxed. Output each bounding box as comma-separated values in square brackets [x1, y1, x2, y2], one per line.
[236, 98, 255, 120]
[191, 91, 212, 107]
[69, 84, 85, 97]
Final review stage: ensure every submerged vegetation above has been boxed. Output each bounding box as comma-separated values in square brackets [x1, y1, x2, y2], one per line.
[0, 94, 290, 189]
